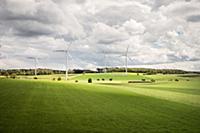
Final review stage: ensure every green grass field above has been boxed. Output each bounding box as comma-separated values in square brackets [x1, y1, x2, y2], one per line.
[0, 73, 200, 133]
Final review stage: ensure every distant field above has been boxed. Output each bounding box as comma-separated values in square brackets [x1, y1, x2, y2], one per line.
[0, 73, 200, 133]
[71, 73, 151, 83]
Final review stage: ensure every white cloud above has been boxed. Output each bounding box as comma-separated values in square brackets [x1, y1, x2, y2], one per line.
[121, 19, 146, 35]
[0, 0, 200, 71]
[92, 22, 129, 44]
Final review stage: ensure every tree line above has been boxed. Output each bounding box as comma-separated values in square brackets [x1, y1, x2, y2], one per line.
[0, 67, 199, 76]
[97, 67, 200, 75]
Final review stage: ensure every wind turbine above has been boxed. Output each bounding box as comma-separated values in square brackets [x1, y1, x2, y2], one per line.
[118, 45, 130, 75]
[26, 56, 40, 76]
[99, 49, 131, 74]
[99, 50, 121, 73]
[99, 50, 108, 73]
[54, 43, 71, 80]
[119, 30, 146, 75]
[125, 45, 129, 75]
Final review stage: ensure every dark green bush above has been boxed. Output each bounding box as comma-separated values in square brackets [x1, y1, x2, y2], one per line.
[52, 78, 56, 81]
[102, 78, 105, 81]
[34, 77, 38, 79]
[109, 78, 113, 81]
[57, 77, 62, 81]
[151, 79, 155, 82]
[142, 79, 146, 82]
[88, 78, 92, 83]
[75, 80, 78, 83]
[97, 79, 100, 81]
[175, 79, 179, 82]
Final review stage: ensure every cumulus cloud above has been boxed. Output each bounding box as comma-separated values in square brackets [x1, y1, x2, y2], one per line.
[0, 0, 200, 71]
[92, 22, 129, 44]
[121, 19, 145, 35]
[0, 0, 85, 38]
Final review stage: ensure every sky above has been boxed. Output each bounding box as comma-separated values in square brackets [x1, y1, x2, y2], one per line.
[0, 0, 200, 71]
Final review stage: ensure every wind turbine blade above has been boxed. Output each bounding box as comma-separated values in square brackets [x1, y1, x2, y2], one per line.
[116, 54, 125, 58]
[67, 41, 72, 51]
[68, 53, 73, 59]
[35, 58, 39, 64]
[54, 50, 67, 52]
[27, 57, 35, 59]
[128, 56, 134, 62]
[97, 50, 124, 55]
[126, 45, 130, 54]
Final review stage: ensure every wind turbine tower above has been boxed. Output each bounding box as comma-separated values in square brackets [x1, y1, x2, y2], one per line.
[103, 50, 107, 73]
[54, 40, 72, 80]
[27, 57, 39, 76]
[54, 49, 69, 80]
[124, 45, 130, 75]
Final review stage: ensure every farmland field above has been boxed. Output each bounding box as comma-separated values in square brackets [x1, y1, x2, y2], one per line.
[0, 73, 200, 133]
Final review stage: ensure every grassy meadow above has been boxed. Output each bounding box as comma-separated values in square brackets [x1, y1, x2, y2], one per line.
[0, 73, 200, 133]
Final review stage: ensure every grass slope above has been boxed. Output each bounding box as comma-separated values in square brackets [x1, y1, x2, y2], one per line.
[71, 73, 149, 82]
[0, 79, 200, 133]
